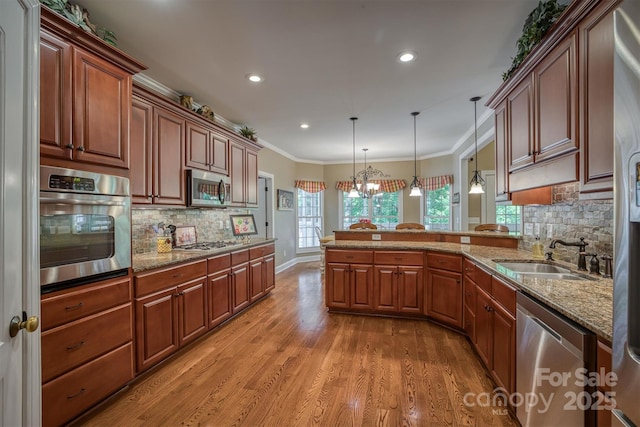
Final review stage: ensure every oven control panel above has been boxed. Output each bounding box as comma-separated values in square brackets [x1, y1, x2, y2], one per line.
[48, 174, 95, 192]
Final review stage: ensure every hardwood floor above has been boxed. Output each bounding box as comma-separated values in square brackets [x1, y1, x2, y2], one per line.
[79, 262, 519, 426]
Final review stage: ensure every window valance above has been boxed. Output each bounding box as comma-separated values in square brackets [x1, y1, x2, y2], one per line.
[335, 179, 406, 194]
[421, 175, 453, 191]
[294, 180, 326, 193]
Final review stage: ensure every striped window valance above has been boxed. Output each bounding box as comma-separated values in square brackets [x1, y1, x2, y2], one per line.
[294, 180, 326, 193]
[335, 179, 406, 194]
[421, 175, 453, 191]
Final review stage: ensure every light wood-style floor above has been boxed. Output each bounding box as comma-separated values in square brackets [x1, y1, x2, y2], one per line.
[80, 262, 519, 427]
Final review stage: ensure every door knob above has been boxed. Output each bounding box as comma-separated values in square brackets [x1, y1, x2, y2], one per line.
[9, 311, 39, 338]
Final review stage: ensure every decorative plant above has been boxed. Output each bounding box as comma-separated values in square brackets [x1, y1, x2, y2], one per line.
[502, 0, 568, 81]
[239, 125, 257, 141]
[39, 0, 118, 47]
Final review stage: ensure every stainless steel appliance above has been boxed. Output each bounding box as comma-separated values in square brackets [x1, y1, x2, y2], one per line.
[516, 292, 596, 427]
[40, 166, 131, 291]
[613, 1, 640, 425]
[186, 169, 231, 208]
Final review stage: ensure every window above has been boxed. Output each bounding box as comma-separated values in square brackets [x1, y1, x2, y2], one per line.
[495, 205, 522, 232]
[296, 189, 323, 251]
[424, 184, 451, 230]
[340, 191, 402, 229]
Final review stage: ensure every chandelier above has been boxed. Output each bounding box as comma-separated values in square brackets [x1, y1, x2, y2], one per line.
[469, 96, 486, 194]
[354, 148, 389, 198]
[409, 111, 422, 197]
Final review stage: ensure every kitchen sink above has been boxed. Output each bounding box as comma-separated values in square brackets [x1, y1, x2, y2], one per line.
[494, 261, 595, 281]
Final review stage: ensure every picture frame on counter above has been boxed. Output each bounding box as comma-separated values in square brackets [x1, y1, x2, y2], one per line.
[230, 214, 258, 236]
[277, 189, 294, 211]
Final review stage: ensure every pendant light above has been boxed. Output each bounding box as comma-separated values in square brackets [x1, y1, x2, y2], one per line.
[409, 111, 422, 197]
[469, 96, 485, 194]
[358, 148, 382, 198]
[348, 117, 360, 198]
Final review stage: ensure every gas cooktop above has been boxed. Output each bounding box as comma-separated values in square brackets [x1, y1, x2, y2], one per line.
[173, 241, 238, 251]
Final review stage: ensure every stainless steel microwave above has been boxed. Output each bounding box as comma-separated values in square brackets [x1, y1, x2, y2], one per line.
[186, 169, 231, 208]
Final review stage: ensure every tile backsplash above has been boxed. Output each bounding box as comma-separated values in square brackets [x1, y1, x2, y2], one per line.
[132, 208, 251, 254]
[520, 182, 613, 265]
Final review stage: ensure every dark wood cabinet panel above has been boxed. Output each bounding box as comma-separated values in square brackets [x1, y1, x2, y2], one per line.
[177, 278, 208, 346]
[492, 302, 516, 394]
[426, 268, 462, 328]
[508, 76, 535, 172]
[135, 288, 179, 372]
[579, 2, 615, 196]
[231, 263, 250, 313]
[40, 30, 72, 160]
[373, 266, 397, 312]
[264, 255, 275, 293]
[185, 121, 210, 170]
[130, 96, 153, 204]
[249, 258, 265, 302]
[474, 287, 493, 368]
[351, 264, 374, 310]
[210, 132, 229, 175]
[153, 107, 185, 205]
[494, 100, 509, 201]
[397, 266, 423, 314]
[326, 263, 350, 309]
[207, 270, 232, 329]
[230, 142, 246, 205]
[245, 149, 259, 206]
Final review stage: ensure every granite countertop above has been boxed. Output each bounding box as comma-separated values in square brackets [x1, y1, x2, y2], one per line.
[325, 240, 613, 341]
[132, 238, 276, 273]
[335, 229, 521, 239]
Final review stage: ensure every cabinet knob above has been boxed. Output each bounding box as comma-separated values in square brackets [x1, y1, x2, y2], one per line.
[65, 143, 74, 150]
[147, 195, 152, 199]
[67, 388, 86, 400]
[76, 146, 85, 152]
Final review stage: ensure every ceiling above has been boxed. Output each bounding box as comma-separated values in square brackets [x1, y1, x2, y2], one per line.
[75, 0, 539, 164]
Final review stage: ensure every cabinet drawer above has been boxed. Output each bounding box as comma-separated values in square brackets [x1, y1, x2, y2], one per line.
[250, 244, 275, 259]
[231, 249, 249, 265]
[42, 343, 133, 427]
[326, 249, 373, 264]
[42, 304, 132, 383]
[135, 260, 206, 297]
[463, 258, 476, 280]
[374, 251, 423, 266]
[491, 276, 516, 315]
[208, 253, 230, 273]
[41, 276, 132, 331]
[475, 266, 492, 293]
[427, 252, 462, 272]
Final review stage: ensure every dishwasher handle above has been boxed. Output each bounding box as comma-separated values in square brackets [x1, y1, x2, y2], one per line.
[530, 315, 562, 342]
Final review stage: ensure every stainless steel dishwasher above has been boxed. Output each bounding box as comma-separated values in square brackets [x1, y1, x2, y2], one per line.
[516, 292, 596, 427]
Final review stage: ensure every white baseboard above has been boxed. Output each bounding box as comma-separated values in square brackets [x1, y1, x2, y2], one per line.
[275, 254, 320, 274]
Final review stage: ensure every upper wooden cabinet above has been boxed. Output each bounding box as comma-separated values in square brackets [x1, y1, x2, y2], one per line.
[39, 7, 146, 174]
[185, 123, 229, 175]
[494, 100, 509, 201]
[230, 142, 260, 207]
[507, 75, 535, 173]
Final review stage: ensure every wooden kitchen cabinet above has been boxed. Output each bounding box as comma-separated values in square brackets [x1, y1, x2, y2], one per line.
[325, 249, 374, 310]
[373, 251, 424, 314]
[41, 275, 134, 427]
[249, 244, 276, 302]
[230, 141, 259, 207]
[579, 1, 616, 197]
[231, 249, 250, 313]
[207, 253, 232, 329]
[39, 8, 145, 174]
[130, 96, 154, 204]
[494, 100, 510, 201]
[246, 149, 259, 205]
[507, 75, 535, 173]
[134, 260, 207, 372]
[426, 252, 463, 328]
[185, 122, 229, 175]
[463, 258, 478, 340]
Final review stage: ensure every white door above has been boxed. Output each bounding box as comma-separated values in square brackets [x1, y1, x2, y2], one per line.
[0, 1, 41, 426]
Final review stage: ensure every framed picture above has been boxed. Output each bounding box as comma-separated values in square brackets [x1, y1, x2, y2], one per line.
[452, 192, 460, 204]
[277, 189, 294, 211]
[229, 214, 258, 236]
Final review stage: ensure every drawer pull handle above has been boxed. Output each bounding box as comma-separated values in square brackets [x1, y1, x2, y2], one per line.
[346, 256, 354, 259]
[65, 302, 84, 311]
[66, 341, 85, 351]
[394, 257, 403, 261]
[172, 273, 183, 278]
[68, 388, 86, 399]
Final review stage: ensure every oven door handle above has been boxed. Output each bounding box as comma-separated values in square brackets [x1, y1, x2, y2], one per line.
[40, 194, 129, 206]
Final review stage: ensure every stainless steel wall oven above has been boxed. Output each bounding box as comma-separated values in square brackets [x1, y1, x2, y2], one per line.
[40, 166, 131, 292]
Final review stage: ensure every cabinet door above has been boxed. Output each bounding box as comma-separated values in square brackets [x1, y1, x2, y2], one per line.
[373, 266, 397, 312]
[494, 100, 509, 201]
[325, 263, 350, 309]
[177, 278, 208, 346]
[135, 288, 178, 372]
[579, 3, 615, 195]
[207, 270, 232, 329]
[73, 48, 131, 169]
[210, 131, 229, 175]
[249, 258, 264, 302]
[231, 262, 250, 313]
[398, 266, 423, 314]
[245, 149, 259, 206]
[492, 302, 516, 394]
[474, 288, 493, 368]
[351, 264, 374, 310]
[263, 255, 275, 293]
[39, 31, 73, 161]
[185, 122, 210, 170]
[535, 33, 578, 163]
[508, 75, 534, 172]
[426, 268, 462, 328]
[230, 142, 246, 205]
[130, 96, 153, 204]
[153, 107, 185, 205]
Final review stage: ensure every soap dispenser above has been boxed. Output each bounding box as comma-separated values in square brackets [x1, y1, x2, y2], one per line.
[532, 235, 544, 259]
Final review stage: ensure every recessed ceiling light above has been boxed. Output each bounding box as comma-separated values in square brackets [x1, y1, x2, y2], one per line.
[300, 123, 309, 129]
[247, 74, 263, 83]
[397, 51, 416, 63]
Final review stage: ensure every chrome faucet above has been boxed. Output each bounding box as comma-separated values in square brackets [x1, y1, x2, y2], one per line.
[548, 237, 589, 271]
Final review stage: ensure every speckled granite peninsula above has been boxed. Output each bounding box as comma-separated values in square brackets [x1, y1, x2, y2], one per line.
[325, 231, 612, 341]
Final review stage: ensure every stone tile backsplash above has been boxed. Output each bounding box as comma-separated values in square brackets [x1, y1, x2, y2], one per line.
[520, 182, 613, 265]
[132, 208, 251, 254]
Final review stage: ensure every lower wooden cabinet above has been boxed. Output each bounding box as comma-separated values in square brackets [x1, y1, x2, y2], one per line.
[207, 268, 232, 329]
[41, 275, 134, 427]
[249, 243, 276, 302]
[426, 252, 463, 328]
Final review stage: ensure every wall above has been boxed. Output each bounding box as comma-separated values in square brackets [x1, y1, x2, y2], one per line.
[520, 182, 613, 265]
[467, 140, 496, 226]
